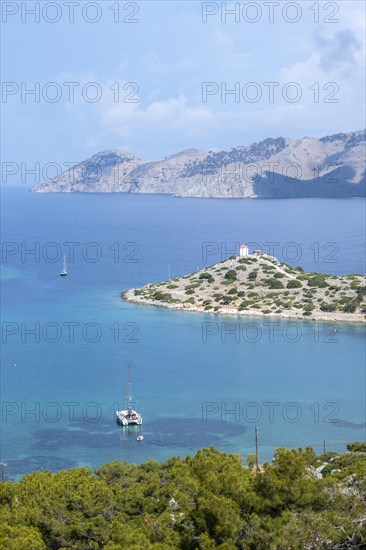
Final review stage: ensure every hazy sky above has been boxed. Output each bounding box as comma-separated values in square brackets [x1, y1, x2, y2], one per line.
[2, 0, 365, 179]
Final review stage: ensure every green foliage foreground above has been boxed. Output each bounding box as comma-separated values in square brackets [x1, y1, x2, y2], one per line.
[1, 445, 365, 549]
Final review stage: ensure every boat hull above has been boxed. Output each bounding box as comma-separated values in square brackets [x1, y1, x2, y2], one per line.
[116, 409, 142, 426]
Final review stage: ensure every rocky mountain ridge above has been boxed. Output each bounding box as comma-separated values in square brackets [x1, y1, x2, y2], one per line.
[33, 130, 366, 198]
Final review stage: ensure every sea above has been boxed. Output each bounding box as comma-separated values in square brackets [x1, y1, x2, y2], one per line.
[1, 188, 365, 480]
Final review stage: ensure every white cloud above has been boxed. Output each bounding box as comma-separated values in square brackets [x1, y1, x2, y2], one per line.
[46, 3, 365, 158]
[209, 29, 251, 70]
[100, 94, 213, 138]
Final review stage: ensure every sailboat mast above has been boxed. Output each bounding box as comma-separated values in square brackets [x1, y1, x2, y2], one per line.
[124, 363, 133, 408]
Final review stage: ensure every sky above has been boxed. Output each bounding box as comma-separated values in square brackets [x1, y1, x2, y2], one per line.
[1, 0, 365, 184]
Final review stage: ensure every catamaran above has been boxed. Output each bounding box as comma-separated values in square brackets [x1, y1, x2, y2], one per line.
[60, 255, 67, 277]
[116, 363, 142, 426]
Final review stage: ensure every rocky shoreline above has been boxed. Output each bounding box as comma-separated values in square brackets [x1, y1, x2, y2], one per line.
[121, 289, 365, 324]
[121, 253, 366, 324]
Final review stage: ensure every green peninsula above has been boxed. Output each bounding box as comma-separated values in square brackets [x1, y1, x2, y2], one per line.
[123, 253, 366, 323]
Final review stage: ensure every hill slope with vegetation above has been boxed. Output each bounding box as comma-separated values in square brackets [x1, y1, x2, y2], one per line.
[123, 253, 366, 323]
[32, 130, 366, 198]
[1, 444, 365, 549]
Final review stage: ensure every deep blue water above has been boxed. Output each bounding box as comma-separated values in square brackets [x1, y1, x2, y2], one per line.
[1, 189, 365, 479]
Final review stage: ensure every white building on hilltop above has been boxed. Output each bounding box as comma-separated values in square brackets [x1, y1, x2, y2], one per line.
[239, 244, 249, 257]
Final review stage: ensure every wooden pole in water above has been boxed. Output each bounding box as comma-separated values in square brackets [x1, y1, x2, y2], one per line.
[323, 440, 326, 454]
[255, 426, 259, 470]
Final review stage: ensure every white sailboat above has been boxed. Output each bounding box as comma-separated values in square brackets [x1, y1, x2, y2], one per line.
[116, 363, 142, 426]
[60, 255, 67, 277]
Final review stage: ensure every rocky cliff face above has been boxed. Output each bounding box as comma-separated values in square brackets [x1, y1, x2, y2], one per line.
[33, 130, 365, 197]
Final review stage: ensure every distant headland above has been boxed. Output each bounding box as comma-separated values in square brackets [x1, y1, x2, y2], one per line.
[122, 248, 366, 323]
[33, 130, 365, 198]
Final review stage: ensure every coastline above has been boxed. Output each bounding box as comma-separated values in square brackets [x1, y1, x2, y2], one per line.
[121, 290, 366, 324]
[121, 252, 366, 325]
[31, 189, 366, 199]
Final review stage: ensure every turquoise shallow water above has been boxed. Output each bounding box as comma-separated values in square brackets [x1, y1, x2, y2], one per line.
[1, 189, 365, 479]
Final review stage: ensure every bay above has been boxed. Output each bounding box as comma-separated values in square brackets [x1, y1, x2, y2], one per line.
[1, 189, 365, 479]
